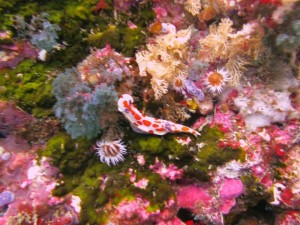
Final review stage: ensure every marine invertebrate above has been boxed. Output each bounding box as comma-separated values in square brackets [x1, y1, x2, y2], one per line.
[204, 68, 229, 93]
[0, 190, 14, 208]
[184, 0, 202, 16]
[52, 45, 132, 139]
[233, 85, 296, 131]
[52, 68, 119, 139]
[184, 79, 205, 101]
[118, 94, 200, 136]
[173, 74, 186, 93]
[14, 13, 61, 52]
[95, 139, 127, 166]
[199, 19, 263, 85]
[136, 24, 193, 99]
[77, 44, 131, 85]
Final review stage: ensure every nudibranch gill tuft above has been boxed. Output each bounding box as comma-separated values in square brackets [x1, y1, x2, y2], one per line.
[118, 94, 200, 136]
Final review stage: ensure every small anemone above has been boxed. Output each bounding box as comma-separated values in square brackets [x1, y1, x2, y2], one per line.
[205, 67, 229, 94]
[95, 139, 127, 166]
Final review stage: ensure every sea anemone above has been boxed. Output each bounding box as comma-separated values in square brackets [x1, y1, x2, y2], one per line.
[95, 139, 127, 166]
[205, 68, 229, 93]
[173, 74, 186, 93]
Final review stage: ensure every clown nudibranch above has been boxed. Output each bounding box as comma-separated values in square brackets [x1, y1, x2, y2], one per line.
[118, 94, 200, 136]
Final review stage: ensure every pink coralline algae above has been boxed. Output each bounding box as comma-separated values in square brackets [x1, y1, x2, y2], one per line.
[109, 197, 182, 225]
[152, 0, 188, 28]
[0, 118, 79, 224]
[136, 154, 146, 166]
[150, 159, 183, 180]
[219, 178, 243, 199]
[211, 105, 236, 133]
[110, 197, 153, 225]
[219, 178, 244, 214]
[128, 168, 149, 189]
[176, 184, 224, 224]
[113, 0, 145, 12]
[267, 122, 299, 146]
[275, 211, 300, 225]
[0, 101, 33, 136]
[177, 185, 212, 210]
[276, 145, 300, 208]
[177, 180, 244, 219]
[77, 44, 131, 85]
[0, 41, 37, 69]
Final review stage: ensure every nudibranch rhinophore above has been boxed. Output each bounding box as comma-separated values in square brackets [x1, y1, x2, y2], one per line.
[118, 94, 200, 136]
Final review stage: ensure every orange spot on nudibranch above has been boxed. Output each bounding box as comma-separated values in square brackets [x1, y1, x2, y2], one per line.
[143, 120, 151, 126]
[149, 130, 154, 134]
[134, 114, 142, 120]
[123, 101, 129, 107]
[181, 126, 190, 132]
[153, 124, 159, 128]
[155, 127, 165, 132]
[137, 121, 143, 125]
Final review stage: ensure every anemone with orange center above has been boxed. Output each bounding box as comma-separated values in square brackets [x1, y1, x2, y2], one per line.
[95, 139, 127, 166]
[205, 68, 229, 93]
[173, 74, 186, 93]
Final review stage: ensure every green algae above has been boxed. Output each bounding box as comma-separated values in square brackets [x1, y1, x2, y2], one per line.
[43, 133, 93, 174]
[43, 131, 175, 224]
[184, 126, 245, 180]
[130, 134, 191, 160]
[0, 0, 155, 118]
[41, 120, 245, 223]
[86, 7, 153, 56]
[0, 60, 55, 117]
[130, 126, 245, 181]
[121, 26, 147, 56]
[240, 175, 271, 207]
[87, 24, 122, 51]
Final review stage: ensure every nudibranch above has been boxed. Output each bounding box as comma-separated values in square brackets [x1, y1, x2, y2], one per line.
[118, 94, 200, 136]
